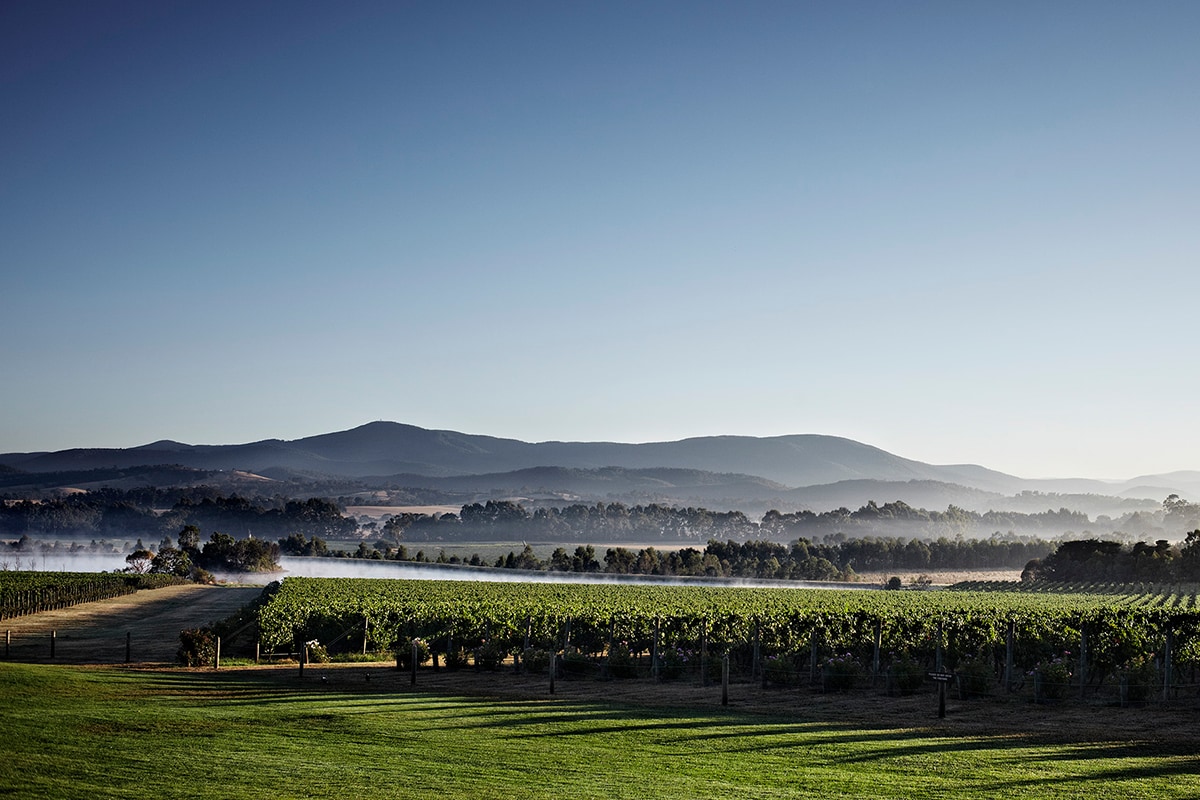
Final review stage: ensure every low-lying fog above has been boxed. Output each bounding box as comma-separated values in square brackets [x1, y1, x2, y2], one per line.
[2, 552, 875, 590]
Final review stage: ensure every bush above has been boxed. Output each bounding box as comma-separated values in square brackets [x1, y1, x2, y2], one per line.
[305, 639, 330, 664]
[955, 655, 993, 698]
[561, 648, 595, 677]
[474, 640, 507, 671]
[177, 627, 215, 667]
[821, 653, 861, 693]
[658, 647, 691, 681]
[395, 638, 430, 669]
[1032, 651, 1073, 700]
[1117, 654, 1158, 702]
[444, 648, 469, 671]
[607, 641, 638, 679]
[888, 655, 925, 695]
[521, 647, 551, 674]
[764, 654, 799, 687]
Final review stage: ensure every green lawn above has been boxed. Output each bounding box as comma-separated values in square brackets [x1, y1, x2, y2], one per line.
[2, 662, 1198, 799]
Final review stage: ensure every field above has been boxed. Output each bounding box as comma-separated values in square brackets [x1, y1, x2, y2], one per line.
[3, 659, 1200, 799]
[5, 577, 1200, 798]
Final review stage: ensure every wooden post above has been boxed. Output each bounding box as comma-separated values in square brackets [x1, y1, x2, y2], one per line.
[549, 652, 556, 695]
[700, 619, 708, 685]
[50, 630, 56, 659]
[752, 618, 761, 681]
[299, 643, 306, 677]
[411, 640, 418, 686]
[605, 618, 616, 680]
[563, 617, 571, 651]
[1078, 627, 1088, 700]
[125, 631, 132, 664]
[4, 630, 9, 659]
[872, 619, 882, 682]
[363, 617, 369, 656]
[214, 636, 221, 670]
[523, 615, 531, 653]
[935, 620, 943, 672]
[255, 640, 261, 664]
[1004, 619, 1015, 692]
[722, 653, 729, 707]
[809, 628, 818, 684]
[1164, 628, 1175, 703]
[651, 617, 660, 681]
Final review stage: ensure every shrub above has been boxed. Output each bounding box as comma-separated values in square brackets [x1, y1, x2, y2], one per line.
[305, 639, 330, 664]
[1117, 654, 1159, 702]
[395, 638, 430, 669]
[443, 648, 469, 671]
[1032, 651, 1072, 700]
[764, 654, 799, 687]
[607, 641, 638, 679]
[821, 653, 861, 693]
[521, 647, 551, 674]
[177, 627, 215, 667]
[474, 640, 507, 671]
[955, 655, 993, 698]
[561, 648, 595, 677]
[658, 647, 691, 681]
[888, 654, 925, 695]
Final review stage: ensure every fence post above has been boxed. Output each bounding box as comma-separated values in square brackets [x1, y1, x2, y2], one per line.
[752, 618, 761, 682]
[1004, 618, 1015, 692]
[1078, 627, 1088, 700]
[700, 619, 708, 685]
[1164, 628, 1175, 703]
[549, 652, 556, 695]
[215, 636, 221, 670]
[126, 631, 132, 664]
[363, 617, 369, 656]
[809, 628, 818, 684]
[651, 617, 660, 681]
[300, 643, 307, 678]
[721, 653, 729, 707]
[50, 630, 56, 659]
[5, 630, 9, 659]
[255, 640, 261, 664]
[411, 640, 418, 686]
[935, 621, 943, 672]
[872, 619, 882, 683]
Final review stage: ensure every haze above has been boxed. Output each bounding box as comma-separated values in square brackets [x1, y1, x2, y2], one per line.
[2, 2, 1197, 480]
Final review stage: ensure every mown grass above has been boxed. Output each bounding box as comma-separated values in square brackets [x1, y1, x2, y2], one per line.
[2, 662, 1199, 799]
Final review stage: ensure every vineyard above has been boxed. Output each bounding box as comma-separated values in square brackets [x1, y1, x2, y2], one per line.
[249, 577, 1200, 702]
[0, 572, 187, 620]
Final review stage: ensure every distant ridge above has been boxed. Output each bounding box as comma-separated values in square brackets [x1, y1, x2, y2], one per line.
[0, 421, 1192, 513]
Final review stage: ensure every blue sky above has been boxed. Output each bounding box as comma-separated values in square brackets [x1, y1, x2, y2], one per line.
[2, 1, 1197, 480]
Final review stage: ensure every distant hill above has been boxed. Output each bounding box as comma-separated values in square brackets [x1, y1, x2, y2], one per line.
[0, 421, 1188, 515]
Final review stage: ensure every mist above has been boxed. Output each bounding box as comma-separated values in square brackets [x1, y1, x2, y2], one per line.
[277, 556, 875, 590]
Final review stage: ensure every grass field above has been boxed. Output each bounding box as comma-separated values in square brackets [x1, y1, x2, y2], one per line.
[3, 661, 1200, 799]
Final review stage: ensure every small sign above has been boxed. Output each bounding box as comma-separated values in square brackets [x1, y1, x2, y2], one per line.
[927, 671, 955, 682]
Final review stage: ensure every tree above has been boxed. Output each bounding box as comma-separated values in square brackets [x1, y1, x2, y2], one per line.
[124, 548, 155, 574]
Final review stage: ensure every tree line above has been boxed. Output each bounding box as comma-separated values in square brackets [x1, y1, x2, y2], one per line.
[336, 533, 1056, 581]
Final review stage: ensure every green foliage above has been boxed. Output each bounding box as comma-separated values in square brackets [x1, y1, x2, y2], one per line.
[821, 653, 861, 692]
[887, 654, 926, 695]
[177, 627, 216, 667]
[763, 654, 799, 687]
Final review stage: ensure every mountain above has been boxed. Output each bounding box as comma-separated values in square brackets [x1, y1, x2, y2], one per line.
[0, 421, 1187, 514]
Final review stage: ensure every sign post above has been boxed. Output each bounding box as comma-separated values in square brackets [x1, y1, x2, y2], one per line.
[928, 670, 954, 719]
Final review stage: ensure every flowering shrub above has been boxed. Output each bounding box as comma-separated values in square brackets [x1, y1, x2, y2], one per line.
[394, 637, 429, 669]
[954, 655, 993, 698]
[658, 647, 691, 680]
[1116, 654, 1158, 702]
[522, 647, 551, 674]
[1032, 651, 1072, 699]
[888, 654, 924, 695]
[475, 640, 508, 671]
[608, 641, 638, 679]
[306, 639, 330, 664]
[561, 647, 594, 677]
[764, 654, 799, 687]
[821, 653, 861, 692]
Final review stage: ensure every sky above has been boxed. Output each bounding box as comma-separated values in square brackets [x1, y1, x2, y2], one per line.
[2, 1, 1198, 480]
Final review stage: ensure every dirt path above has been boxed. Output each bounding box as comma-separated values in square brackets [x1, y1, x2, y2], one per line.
[1, 584, 264, 665]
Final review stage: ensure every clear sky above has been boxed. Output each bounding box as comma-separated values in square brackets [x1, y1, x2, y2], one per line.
[2, 1, 1197, 480]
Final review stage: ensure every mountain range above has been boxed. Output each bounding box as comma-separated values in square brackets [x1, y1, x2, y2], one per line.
[1, 421, 1195, 516]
